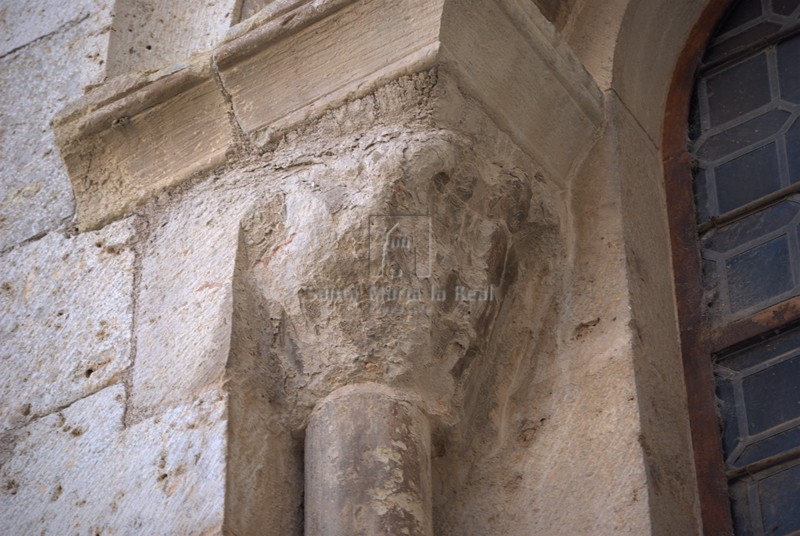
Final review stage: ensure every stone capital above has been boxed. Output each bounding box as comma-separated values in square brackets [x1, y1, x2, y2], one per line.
[53, 0, 602, 231]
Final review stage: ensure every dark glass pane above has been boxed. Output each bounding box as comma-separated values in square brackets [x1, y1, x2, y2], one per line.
[772, 0, 800, 16]
[702, 200, 798, 253]
[716, 375, 741, 456]
[689, 91, 703, 142]
[726, 234, 793, 312]
[707, 53, 772, 126]
[744, 354, 800, 434]
[715, 143, 781, 213]
[730, 462, 800, 536]
[757, 462, 800, 534]
[696, 110, 790, 161]
[694, 168, 712, 222]
[706, 23, 784, 65]
[738, 427, 800, 467]
[778, 34, 800, 103]
[718, 0, 762, 36]
[789, 118, 800, 183]
[730, 480, 758, 535]
[720, 324, 800, 372]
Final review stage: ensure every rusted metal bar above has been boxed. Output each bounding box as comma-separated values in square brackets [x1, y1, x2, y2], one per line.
[708, 295, 800, 352]
[726, 447, 800, 481]
[697, 182, 800, 234]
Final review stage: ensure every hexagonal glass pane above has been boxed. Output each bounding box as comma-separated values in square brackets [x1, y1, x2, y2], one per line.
[715, 143, 781, 213]
[707, 53, 772, 126]
[726, 234, 793, 312]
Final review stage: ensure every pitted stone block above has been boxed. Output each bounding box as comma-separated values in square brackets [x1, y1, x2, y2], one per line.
[0, 384, 227, 535]
[0, 16, 110, 250]
[0, 219, 135, 432]
[0, 0, 111, 57]
[130, 176, 251, 418]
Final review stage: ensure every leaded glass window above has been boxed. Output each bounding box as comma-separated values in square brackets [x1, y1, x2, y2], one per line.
[689, 0, 800, 533]
[692, 0, 800, 321]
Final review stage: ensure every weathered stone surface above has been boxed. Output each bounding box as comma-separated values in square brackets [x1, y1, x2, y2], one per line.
[0, 0, 110, 57]
[0, 219, 135, 432]
[217, 0, 444, 145]
[225, 212, 305, 536]
[216, 79, 576, 535]
[130, 180, 247, 418]
[0, 384, 226, 535]
[438, 0, 602, 183]
[0, 16, 110, 250]
[306, 384, 433, 536]
[54, 55, 234, 231]
[614, 93, 702, 535]
[106, 0, 237, 77]
[51, 0, 604, 241]
[612, 0, 706, 143]
[431, 93, 651, 536]
[238, 0, 281, 22]
[123, 73, 576, 535]
[560, 0, 629, 89]
[242, 129, 563, 429]
[130, 75, 440, 420]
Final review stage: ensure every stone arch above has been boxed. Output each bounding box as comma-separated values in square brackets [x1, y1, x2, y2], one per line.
[567, 1, 733, 535]
[612, 0, 716, 141]
[660, 3, 739, 535]
[604, 1, 735, 535]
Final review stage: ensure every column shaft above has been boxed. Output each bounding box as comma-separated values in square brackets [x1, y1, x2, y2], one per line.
[305, 384, 433, 536]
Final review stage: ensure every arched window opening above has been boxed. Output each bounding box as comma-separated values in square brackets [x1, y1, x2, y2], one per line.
[687, 0, 800, 533]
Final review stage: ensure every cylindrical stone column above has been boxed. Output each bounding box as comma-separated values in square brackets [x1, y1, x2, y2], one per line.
[305, 383, 433, 536]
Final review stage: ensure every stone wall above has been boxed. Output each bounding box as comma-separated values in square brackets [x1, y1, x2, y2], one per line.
[0, 1, 231, 533]
[0, 0, 708, 534]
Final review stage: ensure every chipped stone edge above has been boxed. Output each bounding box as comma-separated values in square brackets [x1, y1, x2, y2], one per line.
[248, 42, 441, 147]
[53, 54, 214, 143]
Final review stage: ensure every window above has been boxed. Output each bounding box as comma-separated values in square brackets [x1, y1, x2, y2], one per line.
[684, 0, 800, 533]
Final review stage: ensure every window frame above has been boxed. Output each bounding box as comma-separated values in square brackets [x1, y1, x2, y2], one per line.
[666, 0, 800, 532]
[664, 1, 738, 535]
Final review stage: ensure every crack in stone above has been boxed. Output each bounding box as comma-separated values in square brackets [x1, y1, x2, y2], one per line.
[1, 382, 125, 434]
[121, 216, 149, 428]
[0, 12, 93, 62]
[210, 53, 254, 156]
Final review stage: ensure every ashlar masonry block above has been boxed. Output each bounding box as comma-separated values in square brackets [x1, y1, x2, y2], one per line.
[0, 384, 227, 535]
[0, 15, 110, 250]
[0, 219, 136, 432]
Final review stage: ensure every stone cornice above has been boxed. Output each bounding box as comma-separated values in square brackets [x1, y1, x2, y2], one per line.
[53, 0, 603, 231]
[216, 0, 361, 66]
